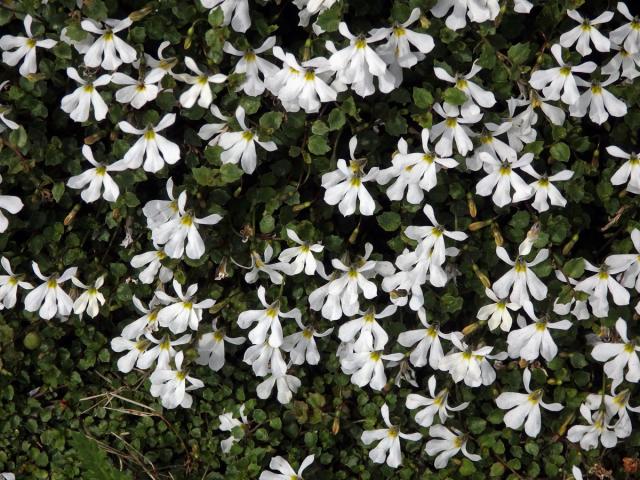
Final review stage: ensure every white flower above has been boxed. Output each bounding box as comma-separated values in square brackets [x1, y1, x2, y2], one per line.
[430, 102, 482, 157]
[552, 270, 590, 320]
[243, 245, 290, 285]
[518, 91, 566, 127]
[322, 136, 379, 216]
[201, 0, 250, 33]
[0, 473, 15, 480]
[397, 308, 450, 368]
[342, 349, 403, 390]
[326, 23, 395, 97]
[0, 174, 23, 233]
[130, 245, 173, 285]
[475, 152, 534, 207]
[259, 455, 314, 480]
[514, 0, 533, 14]
[603, 44, 640, 80]
[155, 280, 216, 334]
[293, 0, 337, 29]
[256, 370, 302, 404]
[224, 37, 278, 96]
[431, 0, 499, 31]
[67, 145, 126, 203]
[425, 425, 480, 469]
[61, 68, 111, 123]
[308, 263, 343, 320]
[24, 263, 77, 320]
[60, 26, 94, 54]
[507, 314, 572, 362]
[569, 75, 628, 124]
[0, 103, 19, 132]
[196, 319, 246, 371]
[520, 165, 574, 212]
[282, 317, 333, 365]
[198, 105, 230, 146]
[137, 333, 191, 371]
[118, 114, 180, 173]
[0, 257, 32, 309]
[438, 335, 506, 387]
[143, 41, 177, 83]
[493, 245, 549, 307]
[585, 386, 640, 438]
[372, 8, 435, 87]
[120, 295, 161, 339]
[591, 318, 640, 387]
[406, 375, 469, 427]
[237, 285, 300, 347]
[219, 404, 248, 453]
[218, 106, 277, 174]
[71, 275, 105, 319]
[567, 403, 618, 450]
[339, 305, 394, 353]
[574, 261, 630, 318]
[529, 44, 596, 105]
[243, 340, 287, 377]
[81, 17, 137, 70]
[477, 288, 520, 332]
[608, 228, 640, 291]
[496, 368, 563, 437]
[361, 403, 421, 468]
[560, 9, 613, 56]
[142, 178, 180, 228]
[434, 62, 496, 116]
[0, 14, 56, 77]
[176, 57, 226, 108]
[111, 71, 159, 109]
[278, 228, 324, 275]
[607, 145, 640, 194]
[151, 191, 223, 259]
[110, 336, 149, 373]
[610, 3, 640, 54]
[150, 351, 204, 409]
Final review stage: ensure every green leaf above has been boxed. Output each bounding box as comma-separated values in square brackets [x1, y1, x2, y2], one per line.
[376, 212, 401, 231]
[328, 109, 346, 130]
[192, 167, 217, 186]
[441, 293, 463, 313]
[507, 42, 531, 65]
[260, 215, 275, 233]
[308, 135, 331, 155]
[563, 257, 585, 278]
[459, 458, 477, 476]
[69, 432, 132, 480]
[550, 142, 570, 162]
[413, 87, 434, 109]
[490, 462, 505, 477]
[259, 112, 284, 131]
[220, 164, 243, 184]
[443, 87, 468, 105]
[52, 182, 65, 203]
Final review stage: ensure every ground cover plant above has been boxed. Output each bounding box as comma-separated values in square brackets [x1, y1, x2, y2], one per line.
[1, 0, 640, 478]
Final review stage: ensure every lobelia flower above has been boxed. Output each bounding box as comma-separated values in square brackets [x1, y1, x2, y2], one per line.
[430, 0, 499, 31]
[0, 103, 19, 133]
[406, 375, 469, 427]
[223, 37, 278, 96]
[176, 57, 227, 109]
[424, 425, 481, 469]
[198, 105, 230, 146]
[293, 0, 338, 30]
[608, 228, 640, 292]
[326, 23, 395, 97]
[322, 136, 379, 216]
[243, 340, 287, 377]
[201, 0, 251, 33]
[514, 0, 533, 13]
[81, 17, 137, 70]
[278, 228, 324, 275]
[130, 245, 174, 285]
[603, 44, 640, 80]
[475, 152, 534, 208]
[118, 114, 180, 173]
[361, 403, 421, 468]
[218, 106, 277, 174]
[529, 44, 596, 105]
[0, 14, 57, 77]
[0, 174, 23, 233]
[24, 263, 77, 320]
[67, 145, 126, 203]
[438, 335, 507, 387]
[61, 68, 111, 123]
[552, 270, 590, 320]
[155, 280, 216, 334]
[237, 285, 300, 347]
[507, 314, 572, 362]
[143, 41, 178, 83]
[137, 333, 192, 371]
[585, 386, 640, 438]
[397, 308, 450, 368]
[60, 26, 94, 54]
[256, 369, 302, 404]
[610, 3, 640, 54]
[569, 75, 628, 124]
[110, 336, 150, 373]
[243, 245, 289, 285]
[71, 275, 106, 319]
[567, 403, 618, 450]
[496, 368, 564, 437]
[150, 351, 204, 409]
[591, 318, 640, 387]
[0, 257, 32, 309]
[430, 102, 482, 157]
[559, 9, 613, 56]
[492, 245, 549, 307]
[196, 319, 246, 371]
[338, 305, 394, 353]
[219, 404, 248, 453]
[111, 71, 160, 109]
[371, 8, 435, 87]
[434, 62, 496, 116]
[151, 191, 223, 259]
[467, 123, 518, 171]
[519, 90, 566, 127]
[120, 295, 161, 339]
[341, 348, 404, 390]
[477, 287, 520, 332]
[143, 178, 180, 229]
[574, 260, 630, 318]
[308, 263, 343, 321]
[607, 145, 640, 194]
[520, 165, 574, 212]
[259, 455, 314, 480]
[282, 317, 333, 365]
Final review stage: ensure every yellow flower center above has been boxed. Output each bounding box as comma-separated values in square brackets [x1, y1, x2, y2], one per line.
[388, 426, 399, 438]
[214, 330, 225, 341]
[96, 166, 106, 176]
[499, 165, 512, 176]
[47, 279, 57, 289]
[266, 308, 278, 318]
[243, 51, 256, 62]
[364, 313, 375, 323]
[355, 38, 367, 49]
[26, 38, 37, 48]
[538, 177, 550, 187]
[8, 277, 18, 286]
[591, 84, 602, 95]
[422, 153, 434, 164]
[535, 322, 547, 332]
[198, 76, 209, 85]
[514, 259, 527, 273]
[304, 71, 316, 81]
[181, 215, 193, 226]
[144, 130, 156, 140]
[624, 343, 635, 353]
[136, 83, 146, 92]
[527, 389, 542, 404]
[350, 177, 362, 187]
[455, 78, 468, 89]
[183, 301, 193, 310]
[481, 135, 493, 144]
[446, 118, 457, 128]
[369, 351, 381, 361]
[427, 326, 437, 338]
[176, 371, 187, 380]
[103, 31, 114, 41]
[242, 131, 254, 141]
[156, 250, 166, 259]
[303, 328, 314, 339]
[598, 271, 609, 280]
[289, 67, 300, 74]
[559, 66, 571, 76]
[348, 268, 359, 278]
[462, 352, 472, 360]
[83, 84, 95, 93]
